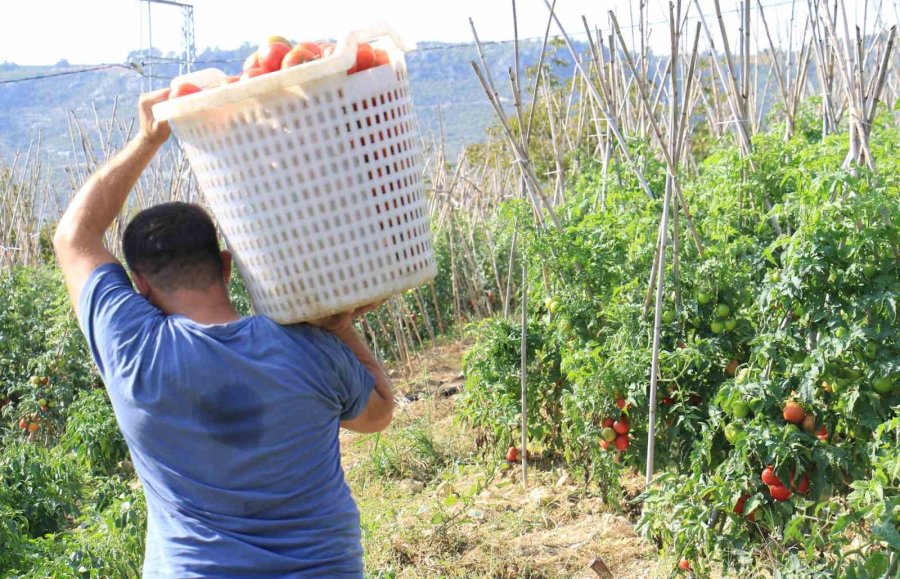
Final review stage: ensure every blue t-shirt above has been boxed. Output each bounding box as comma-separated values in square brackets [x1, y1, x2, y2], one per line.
[77, 263, 374, 578]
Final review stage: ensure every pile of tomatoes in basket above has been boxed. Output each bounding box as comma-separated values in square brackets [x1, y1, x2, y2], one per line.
[170, 36, 389, 98]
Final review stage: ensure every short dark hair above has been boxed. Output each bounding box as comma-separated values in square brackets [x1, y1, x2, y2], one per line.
[123, 202, 224, 291]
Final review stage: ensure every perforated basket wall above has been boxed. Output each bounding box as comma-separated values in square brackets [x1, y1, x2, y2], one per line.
[169, 60, 436, 324]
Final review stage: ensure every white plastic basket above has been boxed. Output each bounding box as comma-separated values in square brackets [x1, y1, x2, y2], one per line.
[152, 24, 436, 324]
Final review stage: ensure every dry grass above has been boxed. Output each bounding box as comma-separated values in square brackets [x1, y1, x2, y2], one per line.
[342, 336, 664, 579]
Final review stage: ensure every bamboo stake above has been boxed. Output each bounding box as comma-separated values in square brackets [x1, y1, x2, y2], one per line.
[542, 0, 658, 202]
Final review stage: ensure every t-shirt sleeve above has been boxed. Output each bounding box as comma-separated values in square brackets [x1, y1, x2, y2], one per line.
[77, 262, 162, 382]
[315, 330, 376, 421]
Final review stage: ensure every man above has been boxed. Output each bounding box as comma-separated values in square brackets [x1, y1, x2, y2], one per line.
[52, 88, 394, 577]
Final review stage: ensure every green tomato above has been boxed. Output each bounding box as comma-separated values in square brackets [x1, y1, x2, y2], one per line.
[29, 376, 41, 387]
[831, 378, 847, 394]
[873, 377, 895, 395]
[548, 300, 560, 314]
[544, 297, 553, 310]
[862, 264, 876, 279]
[770, 270, 781, 283]
[735, 368, 750, 384]
[710, 321, 725, 334]
[724, 423, 742, 444]
[834, 327, 849, 339]
[863, 342, 878, 359]
[37, 398, 47, 407]
[696, 291, 711, 305]
[662, 310, 676, 324]
[732, 400, 750, 419]
[724, 318, 737, 332]
[802, 356, 815, 371]
[748, 398, 764, 413]
[601, 427, 617, 442]
[716, 304, 731, 319]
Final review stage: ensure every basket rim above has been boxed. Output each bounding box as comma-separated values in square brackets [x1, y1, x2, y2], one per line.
[153, 22, 413, 123]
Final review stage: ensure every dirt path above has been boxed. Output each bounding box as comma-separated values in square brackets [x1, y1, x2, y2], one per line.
[341, 338, 664, 578]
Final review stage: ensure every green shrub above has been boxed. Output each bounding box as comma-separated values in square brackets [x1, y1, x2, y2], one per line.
[0, 440, 84, 538]
[62, 389, 128, 476]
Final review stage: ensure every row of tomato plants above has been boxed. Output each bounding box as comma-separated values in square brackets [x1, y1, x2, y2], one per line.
[460, 121, 899, 575]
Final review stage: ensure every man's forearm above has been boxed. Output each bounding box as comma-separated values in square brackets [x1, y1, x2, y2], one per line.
[55, 135, 162, 244]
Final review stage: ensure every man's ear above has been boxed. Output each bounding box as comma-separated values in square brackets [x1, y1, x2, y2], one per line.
[221, 250, 233, 285]
[132, 271, 152, 299]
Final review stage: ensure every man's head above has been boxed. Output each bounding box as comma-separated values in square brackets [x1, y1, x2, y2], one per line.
[123, 202, 231, 300]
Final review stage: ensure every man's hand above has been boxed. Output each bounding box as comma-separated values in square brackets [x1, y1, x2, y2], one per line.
[138, 88, 171, 146]
[307, 301, 384, 333]
[54, 89, 172, 316]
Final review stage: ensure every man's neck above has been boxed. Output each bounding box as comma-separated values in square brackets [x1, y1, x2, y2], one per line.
[157, 287, 243, 325]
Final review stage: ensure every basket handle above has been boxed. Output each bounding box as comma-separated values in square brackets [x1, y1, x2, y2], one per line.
[153, 22, 412, 122]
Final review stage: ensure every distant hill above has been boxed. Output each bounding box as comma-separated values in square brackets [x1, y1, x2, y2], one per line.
[0, 39, 584, 187]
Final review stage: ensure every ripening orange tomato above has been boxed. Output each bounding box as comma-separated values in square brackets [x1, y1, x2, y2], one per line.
[170, 82, 201, 98]
[258, 41, 292, 72]
[348, 43, 375, 74]
[282, 47, 318, 69]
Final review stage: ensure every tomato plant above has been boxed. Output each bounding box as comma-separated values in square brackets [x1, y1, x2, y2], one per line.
[461, 121, 899, 574]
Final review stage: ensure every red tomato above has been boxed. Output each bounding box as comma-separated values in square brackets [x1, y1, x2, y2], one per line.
[282, 47, 318, 69]
[27, 422, 39, 432]
[769, 483, 792, 501]
[602, 418, 614, 428]
[613, 416, 630, 435]
[761, 466, 781, 486]
[258, 41, 292, 72]
[599, 439, 610, 451]
[733, 494, 748, 515]
[348, 43, 375, 74]
[816, 425, 828, 441]
[240, 67, 267, 81]
[242, 52, 260, 72]
[295, 41, 322, 58]
[679, 559, 691, 571]
[614, 434, 629, 451]
[616, 398, 627, 410]
[506, 446, 518, 462]
[783, 401, 805, 424]
[725, 358, 739, 377]
[795, 473, 810, 494]
[170, 82, 201, 98]
[374, 48, 390, 66]
[18, 418, 27, 429]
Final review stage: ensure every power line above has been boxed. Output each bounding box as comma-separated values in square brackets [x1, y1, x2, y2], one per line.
[0, 0, 842, 87]
[0, 64, 136, 85]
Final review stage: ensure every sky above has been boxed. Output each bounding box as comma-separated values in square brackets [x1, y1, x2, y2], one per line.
[0, 0, 894, 66]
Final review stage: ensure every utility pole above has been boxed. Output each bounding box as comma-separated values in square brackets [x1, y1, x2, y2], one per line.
[138, 0, 196, 90]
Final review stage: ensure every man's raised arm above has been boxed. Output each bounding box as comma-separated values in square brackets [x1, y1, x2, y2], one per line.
[53, 88, 171, 316]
